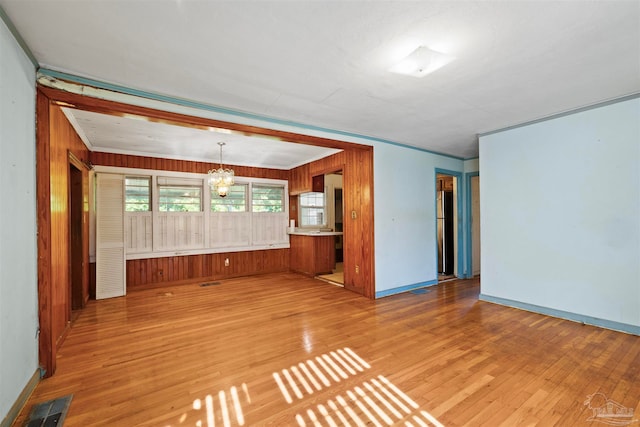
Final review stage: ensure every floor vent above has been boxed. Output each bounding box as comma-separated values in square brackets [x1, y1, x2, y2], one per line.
[410, 288, 431, 295]
[26, 395, 72, 427]
[200, 281, 221, 287]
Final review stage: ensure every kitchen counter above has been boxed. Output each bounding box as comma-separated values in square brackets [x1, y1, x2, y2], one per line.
[288, 230, 343, 236]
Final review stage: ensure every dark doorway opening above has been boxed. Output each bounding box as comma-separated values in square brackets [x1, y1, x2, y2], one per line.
[69, 163, 84, 310]
[437, 174, 455, 276]
[335, 187, 343, 263]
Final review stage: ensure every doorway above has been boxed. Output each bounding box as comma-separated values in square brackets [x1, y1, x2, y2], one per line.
[316, 172, 344, 286]
[69, 162, 84, 310]
[435, 170, 462, 282]
[334, 187, 343, 263]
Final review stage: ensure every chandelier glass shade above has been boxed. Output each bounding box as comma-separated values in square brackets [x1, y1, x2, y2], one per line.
[208, 142, 234, 197]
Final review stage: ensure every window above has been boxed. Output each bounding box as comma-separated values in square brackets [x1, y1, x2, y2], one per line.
[252, 184, 284, 213]
[157, 177, 202, 212]
[211, 184, 247, 212]
[299, 192, 325, 226]
[125, 176, 151, 212]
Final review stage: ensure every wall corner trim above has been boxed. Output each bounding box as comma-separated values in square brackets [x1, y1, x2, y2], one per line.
[0, 5, 38, 68]
[477, 93, 640, 138]
[375, 279, 438, 298]
[479, 294, 640, 336]
[0, 368, 40, 427]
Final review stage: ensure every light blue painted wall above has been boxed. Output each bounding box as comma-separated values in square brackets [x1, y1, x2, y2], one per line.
[479, 97, 640, 328]
[0, 16, 38, 421]
[373, 142, 463, 294]
[463, 158, 479, 173]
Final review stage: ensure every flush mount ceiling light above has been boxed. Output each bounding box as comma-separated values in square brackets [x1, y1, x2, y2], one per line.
[389, 46, 455, 77]
[208, 142, 234, 197]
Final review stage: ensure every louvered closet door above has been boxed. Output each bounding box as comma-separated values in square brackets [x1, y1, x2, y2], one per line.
[96, 173, 126, 299]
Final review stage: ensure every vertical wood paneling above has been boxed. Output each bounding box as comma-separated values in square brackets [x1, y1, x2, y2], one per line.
[37, 93, 91, 377]
[50, 105, 91, 342]
[342, 148, 374, 298]
[90, 151, 289, 180]
[289, 148, 374, 298]
[289, 235, 336, 276]
[288, 163, 311, 194]
[36, 91, 54, 376]
[117, 249, 289, 289]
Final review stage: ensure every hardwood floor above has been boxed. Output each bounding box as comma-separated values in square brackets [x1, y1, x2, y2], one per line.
[13, 274, 640, 426]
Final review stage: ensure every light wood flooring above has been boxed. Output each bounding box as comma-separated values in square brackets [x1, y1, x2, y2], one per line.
[13, 273, 640, 426]
[317, 262, 344, 285]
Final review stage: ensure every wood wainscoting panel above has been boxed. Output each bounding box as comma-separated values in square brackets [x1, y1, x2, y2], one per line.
[289, 234, 336, 276]
[121, 249, 290, 289]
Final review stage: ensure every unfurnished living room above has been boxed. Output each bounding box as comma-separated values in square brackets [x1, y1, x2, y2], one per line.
[1, 2, 639, 426]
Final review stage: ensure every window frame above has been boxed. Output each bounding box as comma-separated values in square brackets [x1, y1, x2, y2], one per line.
[124, 175, 151, 212]
[251, 184, 285, 213]
[298, 191, 327, 227]
[157, 178, 204, 212]
[211, 183, 248, 213]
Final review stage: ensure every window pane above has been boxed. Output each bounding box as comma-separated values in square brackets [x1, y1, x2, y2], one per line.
[299, 191, 325, 226]
[211, 184, 247, 212]
[125, 176, 150, 212]
[252, 185, 284, 213]
[301, 207, 325, 225]
[159, 186, 202, 212]
[299, 192, 324, 207]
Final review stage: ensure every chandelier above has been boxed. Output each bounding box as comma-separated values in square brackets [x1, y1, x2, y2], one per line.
[208, 142, 234, 197]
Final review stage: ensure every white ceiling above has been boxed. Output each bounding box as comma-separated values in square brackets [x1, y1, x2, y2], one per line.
[61, 107, 341, 169]
[2, 1, 639, 161]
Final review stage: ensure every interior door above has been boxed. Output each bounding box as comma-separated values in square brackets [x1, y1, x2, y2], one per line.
[96, 173, 126, 299]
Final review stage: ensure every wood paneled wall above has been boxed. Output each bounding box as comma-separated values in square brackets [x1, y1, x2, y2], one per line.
[90, 152, 289, 180]
[37, 91, 91, 377]
[343, 150, 374, 298]
[288, 149, 375, 298]
[126, 250, 289, 289]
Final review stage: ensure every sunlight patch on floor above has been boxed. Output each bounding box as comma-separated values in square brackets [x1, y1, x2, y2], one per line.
[293, 375, 442, 427]
[274, 348, 371, 403]
[185, 347, 442, 426]
[191, 384, 249, 427]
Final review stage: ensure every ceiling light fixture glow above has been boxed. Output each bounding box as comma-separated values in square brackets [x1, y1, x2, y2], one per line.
[208, 142, 234, 197]
[389, 46, 454, 77]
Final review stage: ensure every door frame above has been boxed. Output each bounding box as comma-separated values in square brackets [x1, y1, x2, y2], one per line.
[465, 171, 480, 279]
[434, 168, 464, 281]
